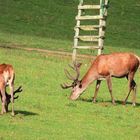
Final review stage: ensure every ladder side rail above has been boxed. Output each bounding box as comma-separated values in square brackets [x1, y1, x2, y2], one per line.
[72, 1, 83, 62]
[98, 0, 104, 55]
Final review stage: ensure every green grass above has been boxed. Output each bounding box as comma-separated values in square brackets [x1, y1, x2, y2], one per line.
[0, 0, 140, 139]
[0, 0, 139, 52]
[0, 47, 140, 140]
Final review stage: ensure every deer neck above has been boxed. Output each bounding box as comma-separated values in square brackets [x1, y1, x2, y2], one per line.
[80, 67, 98, 90]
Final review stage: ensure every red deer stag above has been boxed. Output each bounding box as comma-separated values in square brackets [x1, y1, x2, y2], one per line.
[0, 64, 15, 115]
[61, 52, 140, 106]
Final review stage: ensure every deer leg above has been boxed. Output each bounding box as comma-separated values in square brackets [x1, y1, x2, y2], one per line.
[106, 76, 115, 105]
[9, 83, 14, 116]
[1, 88, 6, 114]
[93, 80, 101, 103]
[123, 73, 135, 105]
[131, 80, 137, 106]
[123, 80, 136, 106]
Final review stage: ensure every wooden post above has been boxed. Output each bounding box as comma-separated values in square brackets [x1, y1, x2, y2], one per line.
[72, 0, 83, 62]
[73, 0, 109, 59]
[98, 0, 103, 55]
[98, 0, 108, 55]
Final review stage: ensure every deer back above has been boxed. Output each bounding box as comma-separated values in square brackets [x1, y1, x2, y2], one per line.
[88, 53, 140, 78]
[0, 64, 15, 83]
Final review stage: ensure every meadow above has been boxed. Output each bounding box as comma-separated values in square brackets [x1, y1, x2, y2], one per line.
[0, 46, 140, 140]
[0, 0, 140, 140]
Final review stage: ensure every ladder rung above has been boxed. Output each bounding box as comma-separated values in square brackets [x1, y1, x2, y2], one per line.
[75, 35, 103, 42]
[76, 15, 104, 20]
[73, 46, 100, 49]
[75, 25, 102, 31]
[78, 5, 100, 10]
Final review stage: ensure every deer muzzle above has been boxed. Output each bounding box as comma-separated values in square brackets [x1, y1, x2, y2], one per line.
[69, 92, 80, 100]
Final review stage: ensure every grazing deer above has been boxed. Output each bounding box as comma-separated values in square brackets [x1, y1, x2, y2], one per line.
[61, 52, 140, 106]
[0, 64, 15, 115]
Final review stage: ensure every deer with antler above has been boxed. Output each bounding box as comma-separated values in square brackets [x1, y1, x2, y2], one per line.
[61, 52, 140, 106]
[0, 64, 15, 115]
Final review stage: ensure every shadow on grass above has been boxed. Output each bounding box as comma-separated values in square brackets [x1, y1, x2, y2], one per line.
[14, 110, 39, 116]
[79, 98, 140, 106]
[114, 100, 140, 106]
[79, 98, 93, 103]
[103, 100, 140, 107]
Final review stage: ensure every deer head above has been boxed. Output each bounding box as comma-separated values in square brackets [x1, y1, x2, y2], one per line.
[61, 62, 83, 100]
[5, 86, 22, 112]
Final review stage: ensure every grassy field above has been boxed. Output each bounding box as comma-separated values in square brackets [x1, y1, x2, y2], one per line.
[0, 0, 140, 139]
[0, 47, 140, 140]
[0, 0, 139, 52]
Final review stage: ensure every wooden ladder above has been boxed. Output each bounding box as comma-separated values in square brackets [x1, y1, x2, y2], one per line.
[72, 0, 109, 61]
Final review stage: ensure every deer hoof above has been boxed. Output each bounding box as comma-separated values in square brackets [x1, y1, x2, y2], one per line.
[132, 103, 136, 107]
[92, 100, 97, 103]
[122, 101, 126, 105]
[112, 101, 116, 105]
[113, 102, 116, 105]
[92, 100, 96, 103]
[11, 112, 15, 116]
[92, 97, 97, 103]
[1, 110, 6, 115]
[0, 112, 5, 115]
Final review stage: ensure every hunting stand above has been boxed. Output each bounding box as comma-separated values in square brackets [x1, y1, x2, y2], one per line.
[72, 0, 109, 61]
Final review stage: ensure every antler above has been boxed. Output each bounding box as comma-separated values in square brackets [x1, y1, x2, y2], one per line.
[5, 86, 23, 100]
[61, 62, 82, 89]
[74, 62, 82, 80]
[5, 85, 23, 112]
[13, 86, 23, 99]
[64, 62, 82, 81]
[61, 83, 73, 89]
[64, 69, 76, 80]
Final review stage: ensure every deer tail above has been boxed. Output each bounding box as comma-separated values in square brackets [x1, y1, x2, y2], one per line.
[135, 55, 140, 69]
[138, 56, 140, 68]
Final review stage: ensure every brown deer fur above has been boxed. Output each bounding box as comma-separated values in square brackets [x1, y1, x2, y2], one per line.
[0, 64, 15, 115]
[62, 52, 140, 106]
